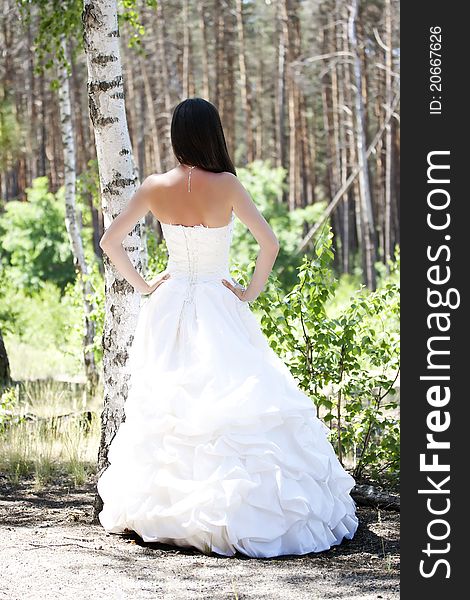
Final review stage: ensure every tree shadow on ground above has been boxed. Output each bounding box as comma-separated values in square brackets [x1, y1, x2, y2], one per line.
[125, 506, 399, 567]
[0, 474, 399, 573]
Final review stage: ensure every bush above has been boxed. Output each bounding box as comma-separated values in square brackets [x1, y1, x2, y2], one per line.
[0, 272, 84, 379]
[0, 176, 75, 291]
[62, 260, 105, 367]
[231, 160, 327, 292]
[253, 227, 400, 486]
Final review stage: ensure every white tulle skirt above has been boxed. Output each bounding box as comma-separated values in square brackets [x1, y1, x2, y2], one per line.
[97, 275, 358, 557]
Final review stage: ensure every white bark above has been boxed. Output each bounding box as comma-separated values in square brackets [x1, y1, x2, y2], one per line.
[276, 0, 288, 172]
[348, 0, 377, 290]
[384, 0, 393, 271]
[57, 35, 98, 393]
[82, 0, 144, 516]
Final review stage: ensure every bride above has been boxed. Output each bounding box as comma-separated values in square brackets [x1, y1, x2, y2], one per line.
[97, 97, 358, 558]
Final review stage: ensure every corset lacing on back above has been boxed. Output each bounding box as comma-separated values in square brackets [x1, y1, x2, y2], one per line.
[162, 213, 234, 283]
[98, 169, 359, 557]
[159, 213, 235, 339]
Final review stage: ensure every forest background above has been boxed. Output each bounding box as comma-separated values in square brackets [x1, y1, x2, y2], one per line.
[0, 0, 400, 492]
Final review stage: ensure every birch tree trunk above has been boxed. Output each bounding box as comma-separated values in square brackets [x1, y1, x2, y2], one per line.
[286, 0, 303, 209]
[327, 10, 342, 238]
[275, 0, 288, 173]
[336, 0, 349, 272]
[82, 0, 144, 521]
[348, 0, 377, 290]
[57, 35, 99, 395]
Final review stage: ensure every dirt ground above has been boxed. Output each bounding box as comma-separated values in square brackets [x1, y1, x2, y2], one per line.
[0, 474, 399, 600]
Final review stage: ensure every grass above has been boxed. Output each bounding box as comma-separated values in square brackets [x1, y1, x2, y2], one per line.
[0, 379, 102, 489]
[1, 268, 399, 491]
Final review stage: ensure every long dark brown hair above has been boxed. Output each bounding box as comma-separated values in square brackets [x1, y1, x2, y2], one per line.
[170, 97, 237, 176]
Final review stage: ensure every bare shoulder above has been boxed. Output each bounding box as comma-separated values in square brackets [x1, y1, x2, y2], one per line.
[142, 169, 241, 197]
[140, 172, 175, 199]
[142, 173, 168, 186]
[218, 171, 251, 205]
[219, 171, 238, 182]
[217, 171, 245, 192]
[140, 172, 163, 189]
[198, 170, 244, 197]
[202, 170, 237, 182]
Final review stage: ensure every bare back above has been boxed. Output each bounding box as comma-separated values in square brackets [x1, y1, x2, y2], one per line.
[147, 165, 235, 228]
[99, 160, 279, 300]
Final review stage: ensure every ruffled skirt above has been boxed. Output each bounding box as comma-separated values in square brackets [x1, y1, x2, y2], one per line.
[97, 276, 358, 557]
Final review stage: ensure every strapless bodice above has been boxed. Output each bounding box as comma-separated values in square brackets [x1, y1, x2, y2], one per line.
[161, 212, 234, 282]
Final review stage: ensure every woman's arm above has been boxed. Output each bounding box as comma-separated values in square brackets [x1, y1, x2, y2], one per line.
[222, 174, 280, 302]
[99, 175, 160, 295]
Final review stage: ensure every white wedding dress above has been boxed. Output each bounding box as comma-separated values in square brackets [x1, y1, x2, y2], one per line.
[97, 210, 358, 558]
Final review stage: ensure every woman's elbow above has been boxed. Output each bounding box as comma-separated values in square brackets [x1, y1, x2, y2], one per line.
[271, 233, 280, 252]
[99, 232, 111, 251]
[266, 236, 280, 256]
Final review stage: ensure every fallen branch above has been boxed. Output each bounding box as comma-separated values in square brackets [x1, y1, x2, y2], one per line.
[351, 484, 400, 511]
[27, 542, 93, 550]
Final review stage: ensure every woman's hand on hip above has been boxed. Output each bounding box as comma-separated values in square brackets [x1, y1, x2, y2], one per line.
[222, 278, 255, 302]
[143, 272, 170, 295]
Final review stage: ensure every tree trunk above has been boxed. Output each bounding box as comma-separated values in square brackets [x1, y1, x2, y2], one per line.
[299, 91, 313, 206]
[286, 0, 303, 209]
[384, 0, 393, 271]
[235, 0, 253, 164]
[82, 0, 144, 522]
[182, 0, 190, 99]
[57, 35, 99, 395]
[329, 11, 342, 243]
[224, 13, 237, 155]
[37, 69, 47, 177]
[214, 0, 224, 110]
[287, 71, 297, 210]
[197, 2, 210, 100]
[155, 0, 173, 171]
[0, 330, 11, 389]
[275, 0, 288, 175]
[337, 0, 350, 272]
[348, 0, 377, 289]
[139, 54, 162, 173]
[320, 22, 335, 213]
[26, 17, 38, 184]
